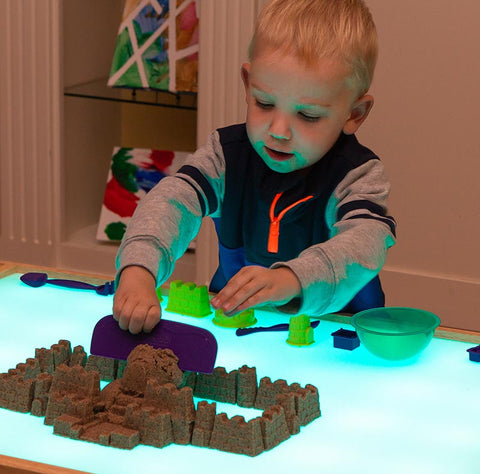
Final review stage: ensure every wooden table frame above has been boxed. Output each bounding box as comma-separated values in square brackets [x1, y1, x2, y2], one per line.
[0, 454, 88, 474]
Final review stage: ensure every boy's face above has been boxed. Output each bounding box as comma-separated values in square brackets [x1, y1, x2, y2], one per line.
[242, 48, 373, 173]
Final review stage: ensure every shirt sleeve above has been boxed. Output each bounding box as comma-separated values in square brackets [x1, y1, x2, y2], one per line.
[271, 158, 396, 315]
[115, 131, 225, 287]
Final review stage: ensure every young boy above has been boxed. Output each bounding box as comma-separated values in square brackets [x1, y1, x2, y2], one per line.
[113, 0, 396, 334]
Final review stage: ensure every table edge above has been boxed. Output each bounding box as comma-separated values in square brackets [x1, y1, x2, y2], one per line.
[0, 454, 90, 474]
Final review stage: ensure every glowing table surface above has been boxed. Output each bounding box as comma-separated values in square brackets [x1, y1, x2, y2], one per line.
[1, 272, 480, 474]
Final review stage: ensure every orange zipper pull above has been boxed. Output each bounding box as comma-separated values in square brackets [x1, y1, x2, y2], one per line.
[268, 219, 280, 253]
[267, 191, 314, 254]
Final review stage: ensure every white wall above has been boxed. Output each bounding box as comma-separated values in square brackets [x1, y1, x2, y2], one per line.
[358, 0, 480, 330]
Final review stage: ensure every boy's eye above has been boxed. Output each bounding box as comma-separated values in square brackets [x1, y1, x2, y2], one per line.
[254, 99, 274, 109]
[298, 112, 321, 122]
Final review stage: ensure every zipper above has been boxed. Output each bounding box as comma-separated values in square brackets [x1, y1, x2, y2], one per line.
[267, 191, 314, 253]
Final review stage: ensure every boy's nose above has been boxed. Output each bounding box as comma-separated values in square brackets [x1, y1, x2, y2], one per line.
[268, 115, 292, 141]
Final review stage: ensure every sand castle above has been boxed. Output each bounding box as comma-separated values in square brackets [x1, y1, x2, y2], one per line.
[0, 340, 320, 456]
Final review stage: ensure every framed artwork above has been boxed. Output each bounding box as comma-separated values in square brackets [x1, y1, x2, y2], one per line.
[108, 0, 199, 92]
[97, 147, 190, 243]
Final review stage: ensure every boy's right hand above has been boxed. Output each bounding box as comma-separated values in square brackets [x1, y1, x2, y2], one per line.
[112, 265, 161, 334]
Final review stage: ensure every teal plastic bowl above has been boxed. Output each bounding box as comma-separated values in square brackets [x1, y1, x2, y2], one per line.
[351, 307, 441, 361]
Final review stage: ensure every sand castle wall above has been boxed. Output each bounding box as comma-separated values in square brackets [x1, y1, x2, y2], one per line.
[0, 340, 321, 456]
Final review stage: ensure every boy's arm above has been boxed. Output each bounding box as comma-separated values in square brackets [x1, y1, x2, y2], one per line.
[113, 132, 225, 333]
[272, 218, 395, 315]
[112, 175, 203, 333]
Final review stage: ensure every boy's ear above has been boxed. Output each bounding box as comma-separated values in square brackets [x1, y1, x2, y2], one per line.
[343, 94, 374, 135]
[241, 63, 251, 102]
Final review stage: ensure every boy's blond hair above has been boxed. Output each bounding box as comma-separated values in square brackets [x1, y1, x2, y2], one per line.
[250, 0, 378, 97]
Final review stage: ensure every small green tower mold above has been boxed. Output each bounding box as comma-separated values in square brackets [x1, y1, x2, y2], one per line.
[286, 314, 315, 346]
[165, 280, 212, 317]
[212, 308, 257, 328]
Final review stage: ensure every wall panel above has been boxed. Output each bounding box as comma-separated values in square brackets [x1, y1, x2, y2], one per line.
[0, 0, 62, 265]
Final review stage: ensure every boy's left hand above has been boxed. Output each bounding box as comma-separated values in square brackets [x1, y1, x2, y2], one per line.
[210, 266, 301, 315]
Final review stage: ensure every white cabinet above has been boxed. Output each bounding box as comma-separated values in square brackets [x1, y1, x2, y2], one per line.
[0, 0, 261, 285]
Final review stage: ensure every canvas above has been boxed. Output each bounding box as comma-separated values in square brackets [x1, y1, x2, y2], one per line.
[97, 147, 190, 243]
[108, 0, 199, 93]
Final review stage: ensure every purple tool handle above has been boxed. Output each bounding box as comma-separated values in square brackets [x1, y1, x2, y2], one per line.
[46, 278, 97, 290]
[90, 315, 218, 374]
[236, 319, 320, 336]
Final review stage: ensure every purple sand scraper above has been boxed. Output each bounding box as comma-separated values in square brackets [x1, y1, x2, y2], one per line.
[90, 315, 218, 374]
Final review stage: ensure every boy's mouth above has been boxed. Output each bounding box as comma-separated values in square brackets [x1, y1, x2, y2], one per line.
[265, 146, 294, 161]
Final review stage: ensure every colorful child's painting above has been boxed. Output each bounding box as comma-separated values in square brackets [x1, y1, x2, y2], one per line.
[97, 147, 189, 242]
[108, 0, 199, 93]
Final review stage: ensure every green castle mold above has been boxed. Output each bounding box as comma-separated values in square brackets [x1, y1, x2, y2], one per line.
[165, 280, 212, 318]
[212, 308, 257, 328]
[286, 314, 315, 346]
